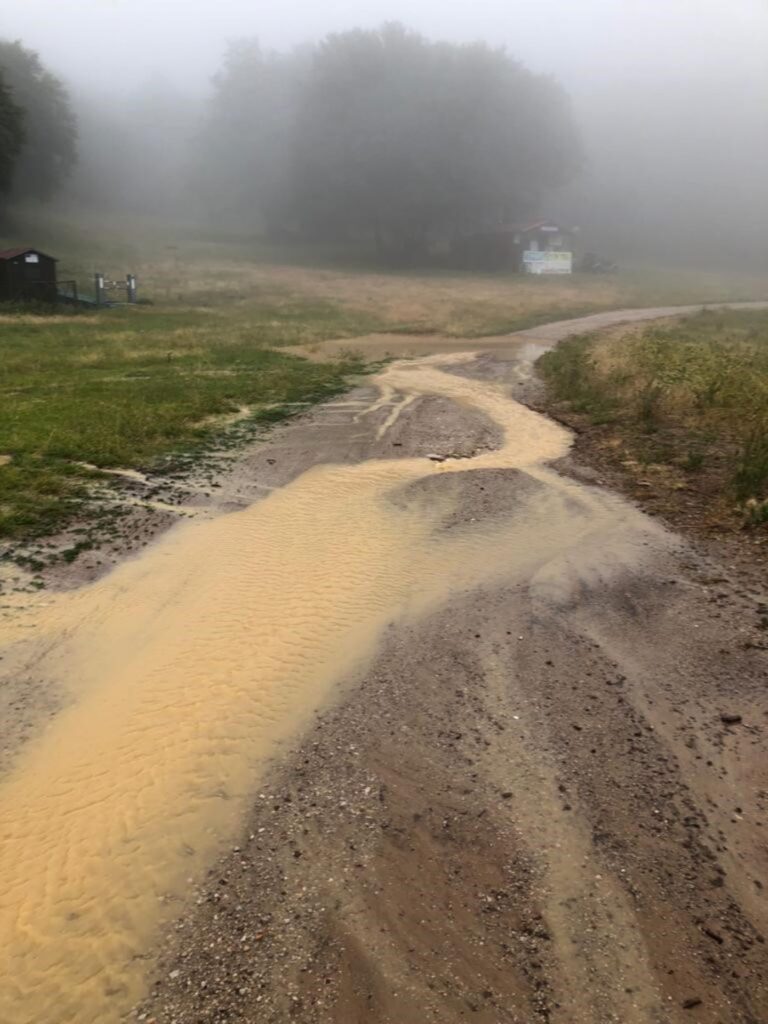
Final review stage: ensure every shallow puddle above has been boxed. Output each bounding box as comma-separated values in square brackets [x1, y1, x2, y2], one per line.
[0, 354, 652, 1022]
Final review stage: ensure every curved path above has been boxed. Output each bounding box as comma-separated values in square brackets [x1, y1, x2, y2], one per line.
[0, 302, 766, 1024]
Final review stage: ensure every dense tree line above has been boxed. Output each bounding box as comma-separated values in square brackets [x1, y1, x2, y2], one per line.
[0, 39, 77, 208]
[0, 25, 581, 264]
[194, 25, 581, 260]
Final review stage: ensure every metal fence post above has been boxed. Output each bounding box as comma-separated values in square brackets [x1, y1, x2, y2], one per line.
[95, 273, 105, 305]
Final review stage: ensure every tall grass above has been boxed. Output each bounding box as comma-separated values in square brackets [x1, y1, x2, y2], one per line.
[538, 309, 768, 507]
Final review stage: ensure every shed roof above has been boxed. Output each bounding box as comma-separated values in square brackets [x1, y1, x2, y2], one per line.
[509, 220, 569, 234]
[0, 247, 58, 261]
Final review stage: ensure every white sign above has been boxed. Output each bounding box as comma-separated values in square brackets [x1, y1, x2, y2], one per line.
[522, 250, 572, 275]
[24, 253, 39, 264]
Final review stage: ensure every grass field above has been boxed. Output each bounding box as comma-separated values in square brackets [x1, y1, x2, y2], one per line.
[1, 207, 766, 542]
[538, 308, 768, 523]
[0, 303, 371, 539]
[4, 205, 767, 335]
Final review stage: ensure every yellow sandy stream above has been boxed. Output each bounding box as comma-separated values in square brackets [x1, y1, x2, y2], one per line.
[0, 357, 640, 1022]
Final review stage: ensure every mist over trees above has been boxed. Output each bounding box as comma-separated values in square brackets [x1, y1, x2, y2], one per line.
[193, 25, 581, 260]
[297, 26, 579, 255]
[0, 40, 77, 203]
[69, 79, 196, 217]
[191, 40, 307, 235]
[1, 14, 766, 272]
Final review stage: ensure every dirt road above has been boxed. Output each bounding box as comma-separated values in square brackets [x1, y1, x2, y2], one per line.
[0, 305, 766, 1024]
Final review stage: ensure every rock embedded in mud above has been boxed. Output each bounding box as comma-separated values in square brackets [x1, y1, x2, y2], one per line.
[720, 713, 743, 725]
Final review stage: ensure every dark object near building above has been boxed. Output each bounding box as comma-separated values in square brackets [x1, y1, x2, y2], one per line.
[0, 247, 58, 303]
[580, 251, 617, 273]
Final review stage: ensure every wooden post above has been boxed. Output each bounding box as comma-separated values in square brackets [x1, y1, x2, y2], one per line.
[126, 274, 137, 304]
[94, 273, 105, 305]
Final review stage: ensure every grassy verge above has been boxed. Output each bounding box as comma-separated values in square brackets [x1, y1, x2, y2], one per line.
[0, 302, 370, 539]
[538, 309, 768, 526]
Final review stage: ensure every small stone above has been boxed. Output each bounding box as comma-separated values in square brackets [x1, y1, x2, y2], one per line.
[168, 969, 180, 980]
[720, 713, 743, 725]
[682, 997, 702, 1010]
[426, 453, 446, 462]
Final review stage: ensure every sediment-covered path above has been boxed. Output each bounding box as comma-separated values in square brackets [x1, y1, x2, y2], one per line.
[0, 304, 766, 1024]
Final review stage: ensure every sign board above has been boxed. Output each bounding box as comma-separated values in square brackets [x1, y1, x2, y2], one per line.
[522, 250, 572, 275]
[24, 253, 39, 264]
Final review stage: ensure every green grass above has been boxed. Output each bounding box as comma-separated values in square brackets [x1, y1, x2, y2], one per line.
[0, 302, 370, 539]
[2, 207, 766, 544]
[538, 308, 768, 509]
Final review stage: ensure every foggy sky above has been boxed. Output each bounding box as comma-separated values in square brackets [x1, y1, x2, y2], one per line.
[3, 0, 767, 263]
[3, 0, 767, 101]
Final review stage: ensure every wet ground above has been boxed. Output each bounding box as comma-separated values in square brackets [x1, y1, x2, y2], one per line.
[0, 306, 766, 1024]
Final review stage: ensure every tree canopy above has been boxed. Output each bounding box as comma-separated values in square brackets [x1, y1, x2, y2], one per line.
[197, 25, 581, 260]
[193, 40, 307, 235]
[0, 70, 24, 197]
[0, 39, 77, 202]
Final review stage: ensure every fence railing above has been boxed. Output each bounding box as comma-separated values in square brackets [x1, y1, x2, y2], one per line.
[94, 274, 138, 305]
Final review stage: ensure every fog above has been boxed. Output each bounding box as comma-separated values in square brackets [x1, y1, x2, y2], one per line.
[2, 0, 767, 266]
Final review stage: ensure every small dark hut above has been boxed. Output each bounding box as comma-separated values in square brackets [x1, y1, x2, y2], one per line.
[0, 247, 58, 303]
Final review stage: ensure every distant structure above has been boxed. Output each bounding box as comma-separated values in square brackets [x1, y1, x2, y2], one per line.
[0, 247, 58, 302]
[0, 248, 139, 305]
[454, 220, 577, 273]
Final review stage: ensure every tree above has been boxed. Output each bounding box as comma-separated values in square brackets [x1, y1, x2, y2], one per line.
[0, 69, 24, 197]
[0, 39, 77, 201]
[194, 40, 307, 234]
[293, 25, 581, 259]
[200, 24, 582, 261]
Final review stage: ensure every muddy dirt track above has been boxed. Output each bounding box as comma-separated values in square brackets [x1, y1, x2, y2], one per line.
[0, 305, 766, 1024]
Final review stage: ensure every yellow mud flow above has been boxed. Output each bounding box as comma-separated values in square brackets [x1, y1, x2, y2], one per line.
[0, 358, 621, 1023]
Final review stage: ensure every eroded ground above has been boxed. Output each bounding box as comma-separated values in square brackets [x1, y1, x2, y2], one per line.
[0, 307, 765, 1024]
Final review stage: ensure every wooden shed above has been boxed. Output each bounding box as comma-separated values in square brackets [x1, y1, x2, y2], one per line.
[0, 247, 58, 303]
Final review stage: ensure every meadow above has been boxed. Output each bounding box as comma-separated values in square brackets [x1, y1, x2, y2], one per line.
[0, 287, 381, 538]
[1, 208, 766, 540]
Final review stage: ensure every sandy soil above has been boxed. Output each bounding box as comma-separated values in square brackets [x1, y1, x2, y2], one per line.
[135, 308, 766, 1024]
[141, 557, 768, 1024]
[0, 305, 766, 1024]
